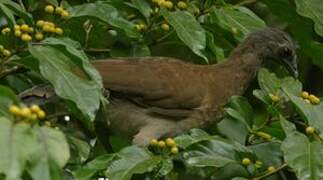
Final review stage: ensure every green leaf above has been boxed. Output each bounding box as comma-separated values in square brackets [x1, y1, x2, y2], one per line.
[225, 96, 253, 127]
[282, 132, 323, 179]
[0, 117, 38, 179]
[0, 3, 16, 27]
[28, 126, 70, 180]
[2, 0, 33, 25]
[73, 154, 115, 180]
[183, 139, 248, 168]
[249, 142, 283, 166]
[208, 6, 266, 41]
[28, 44, 102, 127]
[42, 37, 104, 90]
[158, 159, 173, 176]
[279, 114, 296, 135]
[161, 9, 207, 62]
[174, 129, 216, 149]
[283, 89, 323, 137]
[294, 0, 323, 37]
[0, 85, 19, 117]
[69, 2, 140, 39]
[217, 117, 248, 145]
[131, 0, 151, 19]
[106, 146, 161, 180]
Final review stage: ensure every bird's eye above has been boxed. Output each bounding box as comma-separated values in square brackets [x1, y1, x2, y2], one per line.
[278, 47, 292, 59]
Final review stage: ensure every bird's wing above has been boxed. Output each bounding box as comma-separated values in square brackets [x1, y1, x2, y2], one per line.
[90, 57, 206, 110]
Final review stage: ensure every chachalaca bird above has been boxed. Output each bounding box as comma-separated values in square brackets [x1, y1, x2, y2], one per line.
[21, 28, 298, 146]
[89, 28, 297, 146]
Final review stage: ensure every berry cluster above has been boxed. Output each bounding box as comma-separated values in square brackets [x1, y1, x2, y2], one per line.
[150, 137, 179, 155]
[300, 91, 320, 105]
[9, 104, 46, 123]
[152, 0, 187, 10]
[44, 5, 69, 19]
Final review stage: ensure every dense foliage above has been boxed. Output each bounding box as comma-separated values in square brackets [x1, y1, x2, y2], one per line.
[0, 0, 323, 179]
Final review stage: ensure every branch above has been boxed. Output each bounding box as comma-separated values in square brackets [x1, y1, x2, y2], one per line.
[253, 163, 288, 180]
[0, 66, 21, 79]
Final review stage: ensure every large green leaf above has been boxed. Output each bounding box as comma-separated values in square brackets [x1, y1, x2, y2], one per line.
[208, 6, 266, 41]
[294, 0, 323, 37]
[161, 9, 207, 62]
[106, 146, 161, 180]
[73, 154, 116, 180]
[27, 126, 70, 180]
[283, 89, 323, 137]
[0, 85, 19, 117]
[249, 142, 283, 166]
[217, 117, 248, 145]
[69, 2, 139, 39]
[0, 117, 37, 179]
[174, 129, 217, 149]
[282, 132, 323, 180]
[42, 37, 104, 90]
[130, 0, 151, 19]
[183, 139, 250, 168]
[28, 44, 102, 127]
[225, 96, 253, 127]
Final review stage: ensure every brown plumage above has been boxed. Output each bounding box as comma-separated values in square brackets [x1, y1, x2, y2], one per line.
[91, 28, 297, 146]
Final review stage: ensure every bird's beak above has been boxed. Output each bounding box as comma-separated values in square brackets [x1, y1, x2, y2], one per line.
[282, 54, 298, 78]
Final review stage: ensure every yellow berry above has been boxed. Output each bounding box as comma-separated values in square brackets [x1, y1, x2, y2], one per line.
[0, 45, 4, 52]
[1, 27, 10, 35]
[42, 25, 52, 32]
[301, 91, 309, 99]
[14, 25, 20, 31]
[61, 10, 70, 19]
[306, 126, 315, 134]
[20, 107, 32, 117]
[150, 139, 158, 146]
[242, 158, 251, 166]
[44, 121, 52, 127]
[21, 34, 32, 42]
[27, 27, 34, 33]
[36, 20, 45, 27]
[14, 30, 22, 37]
[269, 93, 280, 103]
[157, 0, 165, 6]
[29, 114, 38, 121]
[164, 1, 173, 9]
[20, 24, 29, 32]
[309, 95, 320, 104]
[46, 21, 55, 27]
[231, 27, 238, 35]
[177, 1, 188, 9]
[171, 147, 179, 154]
[305, 99, 311, 104]
[30, 104, 41, 112]
[135, 24, 141, 31]
[267, 166, 275, 172]
[37, 110, 46, 119]
[165, 138, 176, 147]
[55, 6, 64, 14]
[35, 32, 44, 41]
[3, 49, 11, 57]
[55, 27, 63, 35]
[161, 23, 170, 31]
[45, 5, 55, 13]
[152, 0, 159, 4]
[256, 131, 272, 140]
[158, 140, 166, 148]
[9, 105, 21, 115]
[255, 161, 263, 168]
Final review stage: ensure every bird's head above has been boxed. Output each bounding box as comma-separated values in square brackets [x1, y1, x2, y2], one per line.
[234, 28, 298, 77]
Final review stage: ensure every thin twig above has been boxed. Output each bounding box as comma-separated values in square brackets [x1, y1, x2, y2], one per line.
[253, 164, 288, 180]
